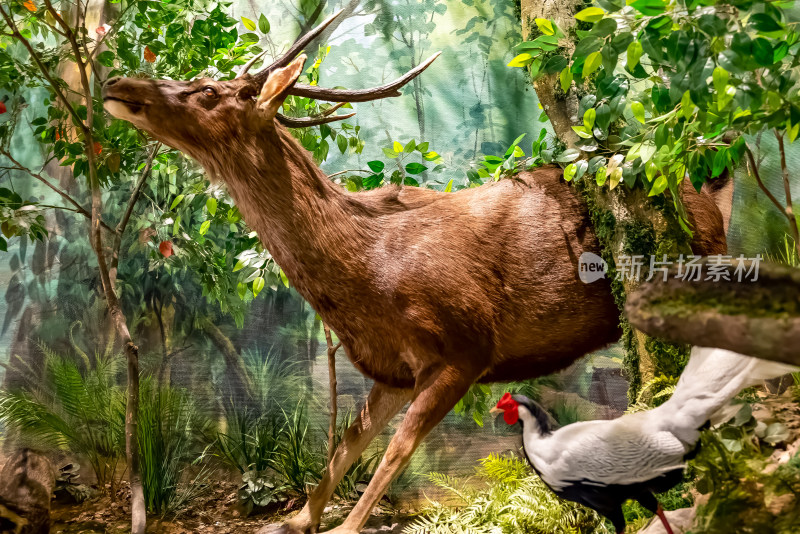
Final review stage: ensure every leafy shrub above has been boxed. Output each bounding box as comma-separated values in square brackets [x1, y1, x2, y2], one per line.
[272, 401, 324, 496]
[138, 378, 213, 517]
[238, 470, 289, 517]
[212, 350, 305, 474]
[0, 346, 126, 487]
[626, 374, 679, 413]
[405, 453, 607, 534]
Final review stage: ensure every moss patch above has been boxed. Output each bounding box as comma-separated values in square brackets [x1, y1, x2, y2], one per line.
[644, 337, 689, 378]
[577, 181, 699, 401]
[646, 290, 800, 321]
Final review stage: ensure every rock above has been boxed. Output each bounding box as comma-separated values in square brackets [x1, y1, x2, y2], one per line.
[0, 449, 56, 534]
[637, 507, 696, 534]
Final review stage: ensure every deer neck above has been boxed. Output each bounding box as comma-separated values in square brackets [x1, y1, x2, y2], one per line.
[211, 125, 370, 302]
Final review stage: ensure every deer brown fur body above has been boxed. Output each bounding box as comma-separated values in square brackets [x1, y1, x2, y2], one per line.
[102, 19, 728, 532]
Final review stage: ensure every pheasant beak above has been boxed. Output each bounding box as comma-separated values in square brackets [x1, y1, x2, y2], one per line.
[489, 406, 504, 416]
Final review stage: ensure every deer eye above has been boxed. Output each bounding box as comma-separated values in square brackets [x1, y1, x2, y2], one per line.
[201, 86, 218, 98]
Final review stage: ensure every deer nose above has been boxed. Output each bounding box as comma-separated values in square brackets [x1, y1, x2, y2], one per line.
[104, 77, 121, 88]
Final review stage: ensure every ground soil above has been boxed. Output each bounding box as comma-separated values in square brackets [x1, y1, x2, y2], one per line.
[49, 481, 418, 534]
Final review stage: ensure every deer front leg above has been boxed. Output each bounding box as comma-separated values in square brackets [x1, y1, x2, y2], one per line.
[258, 383, 411, 534]
[326, 364, 479, 534]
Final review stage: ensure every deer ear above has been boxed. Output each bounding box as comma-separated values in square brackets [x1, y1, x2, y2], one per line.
[256, 54, 307, 119]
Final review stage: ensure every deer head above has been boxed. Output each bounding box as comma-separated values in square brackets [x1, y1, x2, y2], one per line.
[102, 10, 439, 174]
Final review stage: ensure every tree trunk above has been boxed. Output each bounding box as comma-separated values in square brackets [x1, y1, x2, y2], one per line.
[519, 0, 693, 400]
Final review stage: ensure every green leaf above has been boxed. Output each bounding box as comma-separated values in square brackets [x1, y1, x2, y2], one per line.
[712, 67, 728, 95]
[258, 14, 270, 33]
[535, 18, 554, 36]
[508, 53, 535, 67]
[416, 142, 429, 152]
[444, 179, 454, 192]
[556, 149, 580, 163]
[404, 139, 416, 153]
[574, 36, 602, 57]
[645, 160, 658, 182]
[718, 85, 736, 111]
[787, 121, 800, 143]
[583, 108, 596, 129]
[575, 7, 605, 22]
[199, 220, 211, 235]
[367, 160, 384, 173]
[241, 17, 256, 31]
[279, 269, 289, 288]
[583, 52, 602, 76]
[572, 125, 594, 139]
[172, 215, 181, 235]
[631, 101, 646, 124]
[574, 160, 588, 181]
[752, 38, 774, 66]
[542, 55, 568, 74]
[170, 194, 184, 210]
[712, 149, 728, 178]
[626, 41, 643, 70]
[337, 134, 347, 154]
[630, 0, 667, 16]
[509, 133, 527, 148]
[382, 148, 399, 158]
[252, 276, 265, 297]
[588, 156, 606, 173]
[405, 163, 427, 175]
[560, 67, 573, 92]
[681, 91, 695, 120]
[206, 197, 217, 216]
[97, 51, 115, 67]
[750, 13, 783, 33]
[595, 166, 608, 186]
[564, 163, 577, 182]
[649, 175, 668, 196]
[233, 260, 246, 272]
[609, 167, 622, 190]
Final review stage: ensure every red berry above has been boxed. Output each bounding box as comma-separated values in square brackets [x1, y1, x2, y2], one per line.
[0, 102, 6, 114]
[159, 241, 173, 257]
[93, 142, 102, 155]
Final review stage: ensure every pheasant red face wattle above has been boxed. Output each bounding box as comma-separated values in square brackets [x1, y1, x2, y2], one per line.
[495, 392, 519, 425]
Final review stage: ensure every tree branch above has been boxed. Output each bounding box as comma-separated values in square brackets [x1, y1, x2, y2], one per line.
[327, 169, 371, 179]
[774, 130, 800, 258]
[323, 322, 341, 466]
[0, 148, 114, 232]
[111, 142, 160, 273]
[745, 143, 789, 220]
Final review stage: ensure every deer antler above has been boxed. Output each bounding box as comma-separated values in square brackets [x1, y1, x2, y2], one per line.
[254, 12, 440, 127]
[277, 111, 357, 127]
[287, 52, 441, 102]
[236, 49, 269, 78]
[250, 9, 345, 87]
[277, 102, 355, 127]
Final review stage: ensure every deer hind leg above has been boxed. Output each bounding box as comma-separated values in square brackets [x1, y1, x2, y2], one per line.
[325, 364, 479, 534]
[259, 383, 412, 534]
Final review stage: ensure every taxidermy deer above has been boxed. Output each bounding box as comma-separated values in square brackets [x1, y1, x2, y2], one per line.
[103, 11, 728, 534]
